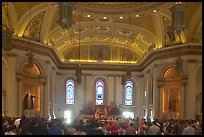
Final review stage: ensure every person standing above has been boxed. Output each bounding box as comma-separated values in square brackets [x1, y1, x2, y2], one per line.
[182, 121, 195, 135]
[148, 121, 160, 135]
[125, 123, 136, 135]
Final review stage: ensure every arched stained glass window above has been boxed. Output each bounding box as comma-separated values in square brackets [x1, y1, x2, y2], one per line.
[66, 80, 74, 104]
[125, 81, 133, 105]
[96, 80, 104, 105]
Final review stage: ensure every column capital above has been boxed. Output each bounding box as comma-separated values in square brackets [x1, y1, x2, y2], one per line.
[16, 71, 23, 81]
[52, 67, 56, 71]
[137, 74, 144, 78]
[186, 59, 197, 63]
[39, 76, 47, 85]
[56, 72, 63, 76]
[145, 69, 150, 74]
[7, 53, 17, 57]
[40, 79, 46, 85]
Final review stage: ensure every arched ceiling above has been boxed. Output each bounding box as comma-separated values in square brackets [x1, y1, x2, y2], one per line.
[2, 2, 202, 64]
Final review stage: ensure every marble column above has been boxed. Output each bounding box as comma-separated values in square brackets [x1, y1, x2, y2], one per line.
[158, 86, 162, 119]
[113, 77, 117, 105]
[16, 71, 23, 116]
[40, 77, 46, 117]
[6, 53, 17, 116]
[179, 77, 188, 119]
[2, 90, 6, 116]
[44, 61, 51, 119]
[83, 75, 87, 108]
[75, 80, 80, 118]
[137, 74, 144, 118]
[145, 70, 150, 117]
[153, 78, 159, 119]
[51, 67, 56, 118]
[186, 59, 196, 119]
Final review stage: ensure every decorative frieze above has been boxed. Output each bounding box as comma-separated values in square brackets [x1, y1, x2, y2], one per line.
[13, 37, 201, 71]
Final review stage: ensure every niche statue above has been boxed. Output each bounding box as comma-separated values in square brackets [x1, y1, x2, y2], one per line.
[24, 91, 35, 109]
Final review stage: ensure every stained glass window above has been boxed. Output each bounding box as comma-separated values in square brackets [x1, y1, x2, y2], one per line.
[66, 80, 74, 104]
[96, 80, 104, 105]
[125, 81, 133, 105]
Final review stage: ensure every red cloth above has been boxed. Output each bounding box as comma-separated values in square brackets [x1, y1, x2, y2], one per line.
[106, 125, 112, 135]
[140, 121, 144, 129]
[111, 123, 119, 135]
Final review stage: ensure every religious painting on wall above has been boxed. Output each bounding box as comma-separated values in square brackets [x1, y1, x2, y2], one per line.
[90, 46, 110, 60]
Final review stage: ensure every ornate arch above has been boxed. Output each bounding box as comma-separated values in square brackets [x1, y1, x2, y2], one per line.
[15, 2, 51, 36]
[20, 59, 44, 75]
[92, 75, 108, 86]
[161, 65, 178, 78]
[63, 75, 76, 85]
[2, 57, 8, 69]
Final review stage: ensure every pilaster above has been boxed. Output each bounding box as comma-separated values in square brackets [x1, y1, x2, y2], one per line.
[186, 59, 197, 119]
[6, 53, 17, 116]
[16, 71, 23, 116]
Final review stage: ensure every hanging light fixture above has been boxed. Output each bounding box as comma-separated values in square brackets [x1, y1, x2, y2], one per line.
[121, 17, 132, 84]
[76, 14, 82, 84]
[76, 64, 82, 84]
[58, 2, 74, 29]
[172, 2, 185, 74]
[126, 68, 132, 80]
[168, 2, 186, 44]
[25, 3, 34, 68]
[171, 2, 186, 31]
[121, 74, 126, 86]
[2, 2, 14, 52]
[125, 17, 132, 80]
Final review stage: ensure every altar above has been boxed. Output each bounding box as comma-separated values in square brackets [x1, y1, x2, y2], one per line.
[94, 106, 110, 118]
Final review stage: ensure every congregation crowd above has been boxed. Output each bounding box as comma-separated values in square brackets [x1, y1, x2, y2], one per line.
[2, 115, 202, 135]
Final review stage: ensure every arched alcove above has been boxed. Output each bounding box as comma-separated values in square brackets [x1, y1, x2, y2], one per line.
[159, 65, 182, 120]
[21, 63, 42, 117]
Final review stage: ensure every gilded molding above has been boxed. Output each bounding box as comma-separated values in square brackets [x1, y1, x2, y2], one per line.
[13, 37, 202, 71]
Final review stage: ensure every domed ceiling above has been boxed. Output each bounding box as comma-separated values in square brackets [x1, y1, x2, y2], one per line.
[2, 2, 202, 64]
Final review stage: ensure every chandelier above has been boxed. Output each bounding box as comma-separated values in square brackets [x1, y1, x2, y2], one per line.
[168, 2, 186, 44]
[76, 13, 82, 84]
[2, 2, 14, 52]
[24, 3, 34, 68]
[58, 2, 74, 29]
[121, 17, 132, 85]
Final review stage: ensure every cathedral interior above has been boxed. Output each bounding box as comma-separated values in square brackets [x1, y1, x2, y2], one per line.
[2, 2, 202, 122]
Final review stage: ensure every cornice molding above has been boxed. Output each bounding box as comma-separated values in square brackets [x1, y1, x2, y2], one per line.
[7, 53, 17, 57]
[186, 59, 197, 63]
[13, 37, 202, 72]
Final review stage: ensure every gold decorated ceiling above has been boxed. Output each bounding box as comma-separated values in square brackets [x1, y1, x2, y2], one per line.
[2, 2, 202, 64]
